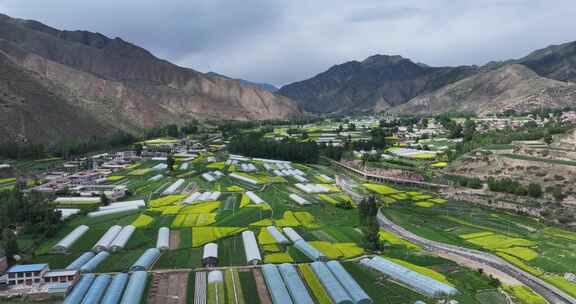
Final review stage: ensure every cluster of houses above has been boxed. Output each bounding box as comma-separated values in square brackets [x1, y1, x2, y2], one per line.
[0, 258, 80, 299]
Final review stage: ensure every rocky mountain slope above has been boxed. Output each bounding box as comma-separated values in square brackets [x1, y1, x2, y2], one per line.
[206, 72, 278, 92]
[278, 55, 476, 113]
[514, 41, 576, 82]
[392, 64, 576, 115]
[279, 42, 576, 115]
[0, 14, 300, 144]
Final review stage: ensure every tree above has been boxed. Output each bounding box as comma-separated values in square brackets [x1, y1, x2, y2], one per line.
[463, 118, 477, 142]
[100, 193, 110, 206]
[544, 133, 553, 146]
[134, 143, 143, 156]
[2, 228, 19, 259]
[527, 183, 543, 198]
[166, 154, 175, 172]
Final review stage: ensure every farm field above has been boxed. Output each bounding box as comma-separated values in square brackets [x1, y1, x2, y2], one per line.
[380, 196, 576, 298]
[16, 145, 566, 304]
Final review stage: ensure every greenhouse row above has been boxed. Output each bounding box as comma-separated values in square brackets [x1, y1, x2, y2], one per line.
[278, 263, 315, 304]
[162, 178, 185, 195]
[246, 191, 265, 204]
[184, 191, 221, 204]
[318, 174, 335, 182]
[180, 162, 189, 170]
[130, 248, 161, 271]
[148, 174, 163, 181]
[202, 170, 224, 182]
[242, 230, 262, 265]
[326, 261, 372, 304]
[310, 262, 354, 304]
[88, 206, 139, 218]
[294, 183, 331, 194]
[57, 208, 80, 220]
[93, 225, 135, 252]
[99, 200, 145, 211]
[110, 226, 136, 252]
[239, 163, 258, 172]
[289, 193, 310, 206]
[282, 227, 303, 242]
[80, 251, 109, 273]
[65, 272, 146, 304]
[52, 225, 90, 252]
[361, 256, 457, 298]
[261, 264, 294, 304]
[156, 227, 170, 250]
[151, 163, 167, 170]
[229, 173, 259, 185]
[267, 226, 290, 244]
[293, 240, 326, 262]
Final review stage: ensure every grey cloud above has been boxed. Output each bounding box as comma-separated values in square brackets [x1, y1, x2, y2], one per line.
[2, 0, 576, 86]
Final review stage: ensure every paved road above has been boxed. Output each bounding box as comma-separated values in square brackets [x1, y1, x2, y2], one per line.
[377, 210, 576, 304]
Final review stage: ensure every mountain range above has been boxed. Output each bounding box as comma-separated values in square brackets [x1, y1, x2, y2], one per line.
[1, 12, 576, 144]
[279, 42, 576, 115]
[0, 14, 300, 144]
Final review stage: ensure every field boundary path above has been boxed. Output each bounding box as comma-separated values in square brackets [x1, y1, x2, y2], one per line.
[377, 209, 576, 304]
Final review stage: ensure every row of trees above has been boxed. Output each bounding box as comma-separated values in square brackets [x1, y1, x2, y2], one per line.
[358, 196, 382, 251]
[228, 133, 320, 163]
[487, 177, 543, 198]
[0, 120, 206, 160]
[0, 188, 62, 259]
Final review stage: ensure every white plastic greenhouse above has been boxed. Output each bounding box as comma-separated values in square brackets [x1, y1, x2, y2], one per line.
[101, 273, 129, 304]
[288, 194, 310, 206]
[229, 173, 259, 185]
[319, 174, 335, 182]
[98, 200, 145, 211]
[55, 197, 101, 204]
[261, 264, 293, 304]
[80, 251, 110, 273]
[282, 227, 303, 242]
[242, 231, 262, 265]
[82, 273, 111, 304]
[278, 263, 315, 304]
[208, 191, 221, 201]
[87, 206, 139, 218]
[57, 208, 80, 219]
[246, 191, 264, 204]
[202, 243, 218, 267]
[120, 271, 148, 304]
[362, 256, 457, 298]
[63, 274, 95, 304]
[66, 251, 96, 270]
[148, 174, 163, 181]
[310, 262, 353, 304]
[52, 225, 89, 252]
[162, 179, 185, 195]
[326, 261, 372, 304]
[130, 248, 161, 271]
[110, 225, 136, 252]
[183, 192, 201, 204]
[293, 240, 326, 262]
[202, 173, 215, 182]
[156, 227, 170, 250]
[267, 226, 290, 244]
[93, 225, 122, 252]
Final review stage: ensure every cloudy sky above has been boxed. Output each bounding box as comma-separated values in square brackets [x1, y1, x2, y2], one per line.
[1, 0, 575, 86]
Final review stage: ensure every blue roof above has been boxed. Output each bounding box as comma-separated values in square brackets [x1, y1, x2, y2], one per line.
[7, 263, 49, 273]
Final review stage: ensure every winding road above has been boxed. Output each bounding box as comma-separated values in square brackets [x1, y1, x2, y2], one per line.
[377, 210, 576, 304]
[334, 174, 575, 303]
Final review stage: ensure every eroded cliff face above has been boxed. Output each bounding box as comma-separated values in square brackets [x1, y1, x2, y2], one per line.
[392, 64, 576, 115]
[0, 13, 301, 143]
